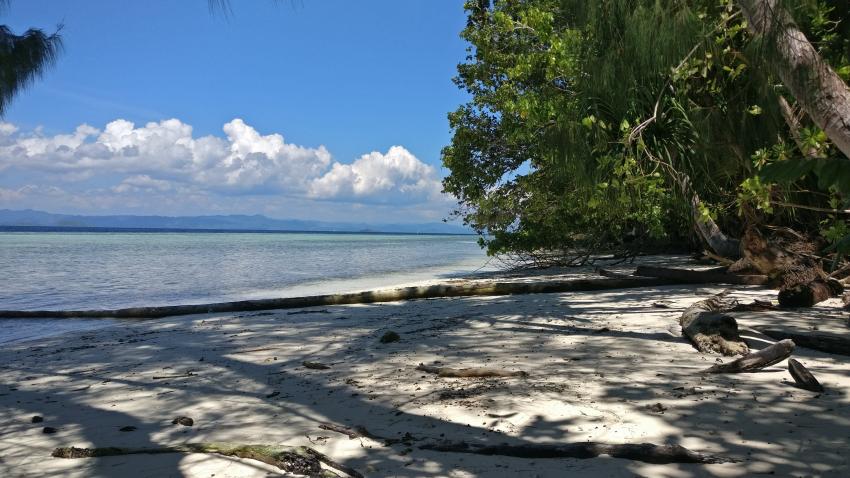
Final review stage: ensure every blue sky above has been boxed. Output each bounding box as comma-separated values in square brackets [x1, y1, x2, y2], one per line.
[0, 0, 471, 223]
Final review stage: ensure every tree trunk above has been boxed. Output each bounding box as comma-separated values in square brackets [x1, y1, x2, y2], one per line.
[633, 265, 767, 285]
[738, 0, 850, 159]
[679, 174, 741, 259]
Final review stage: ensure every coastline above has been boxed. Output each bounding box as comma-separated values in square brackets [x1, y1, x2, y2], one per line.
[1, 257, 848, 477]
[0, 255, 495, 345]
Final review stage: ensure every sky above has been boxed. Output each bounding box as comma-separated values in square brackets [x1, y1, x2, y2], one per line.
[0, 0, 471, 223]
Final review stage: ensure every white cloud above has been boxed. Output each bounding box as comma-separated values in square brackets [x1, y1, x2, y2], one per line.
[310, 145, 442, 202]
[0, 118, 452, 220]
[112, 175, 175, 193]
[0, 122, 19, 135]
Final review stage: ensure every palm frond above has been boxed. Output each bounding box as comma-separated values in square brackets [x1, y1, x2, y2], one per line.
[0, 25, 63, 115]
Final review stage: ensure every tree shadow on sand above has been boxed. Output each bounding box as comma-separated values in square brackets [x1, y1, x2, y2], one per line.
[1, 284, 848, 477]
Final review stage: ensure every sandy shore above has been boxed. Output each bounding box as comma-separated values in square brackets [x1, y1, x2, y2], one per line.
[1, 258, 849, 477]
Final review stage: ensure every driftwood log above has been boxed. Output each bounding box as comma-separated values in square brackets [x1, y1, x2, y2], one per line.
[741, 226, 842, 308]
[418, 441, 732, 464]
[51, 443, 362, 478]
[679, 294, 749, 356]
[0, 276, 678, 319]
[417, 364, 528, 378]
[702, 339, 795, 373]
[778, 278, 844, 308]
[754, 328, 850, 357]
[634, 266, 768, 285]
[788, 358, 825, 392]
[315, 423, 730, 464]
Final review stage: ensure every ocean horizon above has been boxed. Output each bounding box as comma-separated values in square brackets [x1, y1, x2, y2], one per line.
[0, 231, 490, 313]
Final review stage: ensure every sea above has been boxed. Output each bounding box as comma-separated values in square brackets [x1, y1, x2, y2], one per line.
[0, 230, 490, 343]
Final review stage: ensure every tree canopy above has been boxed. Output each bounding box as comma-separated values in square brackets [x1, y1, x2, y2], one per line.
[443, 0, 850, 264]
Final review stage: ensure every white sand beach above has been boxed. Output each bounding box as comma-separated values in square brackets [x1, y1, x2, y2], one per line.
[1, 259, 849, 477]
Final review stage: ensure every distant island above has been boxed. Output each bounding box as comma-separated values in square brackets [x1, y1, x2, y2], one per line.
[0, 209, 473, 235]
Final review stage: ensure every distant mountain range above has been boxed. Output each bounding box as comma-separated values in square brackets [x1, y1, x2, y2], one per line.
[0, 209, 473, 235]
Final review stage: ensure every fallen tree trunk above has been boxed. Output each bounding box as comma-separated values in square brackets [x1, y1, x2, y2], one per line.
[417, 364, 528, 378]
[0, 276, 678, 319]
[788, 358, 824, 392]
[778, 278, 843, 308]
[634, 266, 768, 285]
[418, 441, 732, 464]
[51, 443, 362, 478]
[754, 328, 850, 357]
[680, 294, 750, 356]
[702, 339, 795, 373]
[679, 174, 743, 261]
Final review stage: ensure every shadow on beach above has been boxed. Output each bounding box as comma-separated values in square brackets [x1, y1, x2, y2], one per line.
[1, 284, 848, 477]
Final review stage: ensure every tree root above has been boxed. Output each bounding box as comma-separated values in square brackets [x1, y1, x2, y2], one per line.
[51, 443, 362, 478]
[417, 364, 528, 378]
[701, 339, 795, 373]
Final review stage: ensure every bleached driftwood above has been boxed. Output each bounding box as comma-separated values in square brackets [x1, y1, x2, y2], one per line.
[788, 358, 824, 392]
[679, 294, 749, 356]
[702, 339, 795, 373]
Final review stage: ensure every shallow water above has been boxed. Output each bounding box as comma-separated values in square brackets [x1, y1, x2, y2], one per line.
[0, 232, 488, 311]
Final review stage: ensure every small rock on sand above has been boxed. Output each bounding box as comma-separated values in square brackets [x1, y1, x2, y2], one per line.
[172, 416, 194, 426]
[380, 331, 401, 343]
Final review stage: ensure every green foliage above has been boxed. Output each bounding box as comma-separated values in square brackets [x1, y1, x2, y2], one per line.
[444, 0, 850, 261]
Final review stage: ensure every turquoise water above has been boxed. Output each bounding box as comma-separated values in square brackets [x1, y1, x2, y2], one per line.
[0, 232, 487, 311]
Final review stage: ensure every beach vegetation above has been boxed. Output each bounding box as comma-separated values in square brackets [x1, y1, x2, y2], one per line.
[443, 0, 850, 266]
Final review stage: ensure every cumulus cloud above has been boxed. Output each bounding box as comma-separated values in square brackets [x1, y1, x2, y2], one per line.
[0, 118, 451, 219]
[0, 122, 19, 136]
[0, 118, 442, 202]
[310, 146, 441, 202]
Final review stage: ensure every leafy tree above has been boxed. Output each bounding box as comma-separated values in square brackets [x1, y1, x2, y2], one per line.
[443, 0, 850, 263]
